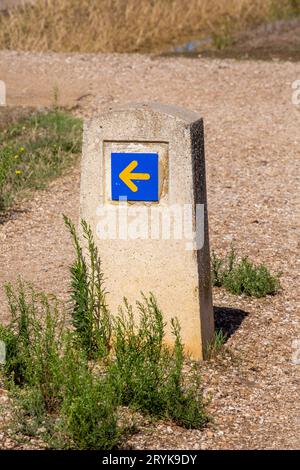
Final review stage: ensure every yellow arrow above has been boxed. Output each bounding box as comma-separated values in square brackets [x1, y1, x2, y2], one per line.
[119, 160, 150, 192]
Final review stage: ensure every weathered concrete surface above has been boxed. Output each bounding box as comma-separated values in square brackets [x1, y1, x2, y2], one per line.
[80, 103, 214, 359]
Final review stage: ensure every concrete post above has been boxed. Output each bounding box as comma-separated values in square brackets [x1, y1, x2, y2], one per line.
[80, 103, 214, 359]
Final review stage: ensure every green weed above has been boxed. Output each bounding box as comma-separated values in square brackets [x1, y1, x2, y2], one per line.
[109, 295, 207, 428]
[56, 344, 120, 450]
[2, 280, 65, 409]
[64, 215, 112, 359]
[211, 247, 281, 297]
[0, 281, 121, 450]
[205, 329, 228, 360]
[0, 218, 209, 449]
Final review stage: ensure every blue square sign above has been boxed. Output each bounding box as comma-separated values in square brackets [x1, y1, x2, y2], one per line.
[111, 152, 159, 202]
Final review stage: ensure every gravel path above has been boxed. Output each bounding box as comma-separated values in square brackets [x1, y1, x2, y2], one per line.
[0, 51, 299, 449]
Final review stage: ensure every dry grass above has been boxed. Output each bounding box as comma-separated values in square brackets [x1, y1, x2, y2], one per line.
[0, 0, 296, 53]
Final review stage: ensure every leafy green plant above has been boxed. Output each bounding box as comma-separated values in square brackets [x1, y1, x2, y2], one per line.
[0, 109, 82, 211]
[211, 247, 281, 297]
[109, 294, 207, 428]
[11, 385, 49, 437]
[60, 362, 120, 450]
[64, 215, 112, 359]
[1, 281, 40, 386]
[0, 280, 121, 450]
[0, 218, 209, 449]
[1, 280, 65, 411]
[65, 218, 208, 428]
[10, 337, 122, 450]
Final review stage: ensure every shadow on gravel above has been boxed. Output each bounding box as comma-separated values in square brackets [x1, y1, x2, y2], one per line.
[213, 306, 249, 341]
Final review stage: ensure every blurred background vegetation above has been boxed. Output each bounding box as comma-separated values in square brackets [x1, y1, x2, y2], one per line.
[0, 0, 299, 53]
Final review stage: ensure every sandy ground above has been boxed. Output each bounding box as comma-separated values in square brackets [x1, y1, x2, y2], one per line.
[0, 51, 299, 449]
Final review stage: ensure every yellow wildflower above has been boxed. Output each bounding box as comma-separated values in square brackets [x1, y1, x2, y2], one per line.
[15, 170, 22, 175]
[19, 147, 25, 153]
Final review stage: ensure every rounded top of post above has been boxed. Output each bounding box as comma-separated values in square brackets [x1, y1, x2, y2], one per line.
[100, 102, 201, 124]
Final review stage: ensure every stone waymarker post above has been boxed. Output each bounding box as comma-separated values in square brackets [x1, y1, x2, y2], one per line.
[80, 103, 214, 359]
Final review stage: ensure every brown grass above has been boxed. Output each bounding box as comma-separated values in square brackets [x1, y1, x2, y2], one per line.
[0, 0, 297, 53]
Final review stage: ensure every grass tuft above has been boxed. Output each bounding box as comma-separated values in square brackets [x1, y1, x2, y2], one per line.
[0, 109, 82, 212]
[205, 329, 228, 360]
[211, 247, 281, 297]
